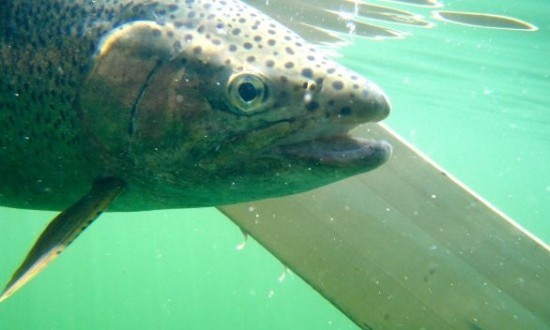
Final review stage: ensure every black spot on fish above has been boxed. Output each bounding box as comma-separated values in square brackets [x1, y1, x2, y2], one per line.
[267, 39, 276, 46]
[246, 56, 255, 63]
[284, 62, 294, 69]
[332, 81, 344, 90]
[243, 42, 253, 49]
[265, 59, 275, 68]
[285, 47, 294, 55]
[340, 106, 352, 116]
[301, 68, 313, 79]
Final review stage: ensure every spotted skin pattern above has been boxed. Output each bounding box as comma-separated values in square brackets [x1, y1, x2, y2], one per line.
[0, 0, 390, 211]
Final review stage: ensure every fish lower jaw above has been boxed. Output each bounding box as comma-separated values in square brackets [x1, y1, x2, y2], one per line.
[279, 136, 392, 167]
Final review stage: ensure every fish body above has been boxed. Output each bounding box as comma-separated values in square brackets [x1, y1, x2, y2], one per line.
[0, 0, 390, 211]
[0, 0, 390, 301]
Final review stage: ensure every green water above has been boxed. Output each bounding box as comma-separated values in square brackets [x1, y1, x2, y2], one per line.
[342, 0, 550, 244]
[1, 1, 548, 329]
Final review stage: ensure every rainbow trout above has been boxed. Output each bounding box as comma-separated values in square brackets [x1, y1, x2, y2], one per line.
[0, 0, 390, 301]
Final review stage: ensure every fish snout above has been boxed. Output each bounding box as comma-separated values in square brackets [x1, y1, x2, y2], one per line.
[314, 74, 391, 125]
[361, 83, 391, 122]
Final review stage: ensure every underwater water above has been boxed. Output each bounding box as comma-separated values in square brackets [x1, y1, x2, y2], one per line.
[1, 0, 548, 329]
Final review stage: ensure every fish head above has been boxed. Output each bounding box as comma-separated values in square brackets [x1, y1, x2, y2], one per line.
[83, 1, 391, 206]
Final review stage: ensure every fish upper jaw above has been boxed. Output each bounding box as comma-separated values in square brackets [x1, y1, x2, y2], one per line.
[267, 76, 392, 168]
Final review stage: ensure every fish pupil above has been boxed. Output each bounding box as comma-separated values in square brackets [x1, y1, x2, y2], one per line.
[238, 82, 258, 103]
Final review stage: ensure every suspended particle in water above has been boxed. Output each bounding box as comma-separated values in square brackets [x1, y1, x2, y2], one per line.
[267, 289, 275, 298]
[236, 229, 249, 251]
[278, 265, 291, 282]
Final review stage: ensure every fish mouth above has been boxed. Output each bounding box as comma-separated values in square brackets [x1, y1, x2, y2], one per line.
[278, 135, 392, 167]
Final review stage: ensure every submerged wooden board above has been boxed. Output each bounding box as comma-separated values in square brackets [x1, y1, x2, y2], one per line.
[218, 124, 550, 329]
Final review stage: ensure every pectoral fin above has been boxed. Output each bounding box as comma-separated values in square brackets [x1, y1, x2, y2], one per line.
[0, 178, 125, 302]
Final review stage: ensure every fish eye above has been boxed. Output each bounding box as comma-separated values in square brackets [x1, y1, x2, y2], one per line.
[226, 72, 269, 115]
[238, 82, 258, 102]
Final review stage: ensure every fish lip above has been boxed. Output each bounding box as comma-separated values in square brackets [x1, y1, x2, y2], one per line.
[277, 135, 392, 166]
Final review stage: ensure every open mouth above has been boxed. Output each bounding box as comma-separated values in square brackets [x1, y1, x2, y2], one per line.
[278, 135, 392, 167]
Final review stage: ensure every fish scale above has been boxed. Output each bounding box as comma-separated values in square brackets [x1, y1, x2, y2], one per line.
[0, 0, 390, 304]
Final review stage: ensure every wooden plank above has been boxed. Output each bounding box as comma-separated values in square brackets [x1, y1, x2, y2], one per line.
[218, 123, 550, 329]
